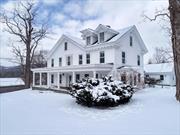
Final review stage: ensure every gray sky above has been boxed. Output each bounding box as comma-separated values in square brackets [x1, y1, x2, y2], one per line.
[0, 0, 170, 66]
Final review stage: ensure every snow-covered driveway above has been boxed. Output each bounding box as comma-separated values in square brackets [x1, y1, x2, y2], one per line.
[0, 87, 180, 135]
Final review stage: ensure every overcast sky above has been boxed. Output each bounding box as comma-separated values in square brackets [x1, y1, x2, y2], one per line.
[0, 0, 169, 66]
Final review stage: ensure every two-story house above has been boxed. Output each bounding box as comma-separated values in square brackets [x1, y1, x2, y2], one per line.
[31, 24, 148, 89]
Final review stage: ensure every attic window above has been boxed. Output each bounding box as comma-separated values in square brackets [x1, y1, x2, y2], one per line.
[100, 32, 104, 43]
[130, 36, 133, 46]
[64, 42, 67, 50]
[86, 36, 91, 45]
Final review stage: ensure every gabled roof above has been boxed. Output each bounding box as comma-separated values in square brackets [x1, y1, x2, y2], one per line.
[144, 63, 174, 73]
[80, 28, 97, 35]
[95, 24, 119, 34]
[47, 34, 85, 58]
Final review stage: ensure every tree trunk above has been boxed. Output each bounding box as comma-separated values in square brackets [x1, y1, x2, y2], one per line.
[169, 0, 180, 101]
[25, 43, 31, 88]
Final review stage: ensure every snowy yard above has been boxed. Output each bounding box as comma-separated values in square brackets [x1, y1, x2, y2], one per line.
[0, 86, 180, 135]
[0, 78, 24, 86]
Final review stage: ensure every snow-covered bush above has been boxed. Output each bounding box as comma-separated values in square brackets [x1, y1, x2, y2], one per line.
[70, 76, 134, 107]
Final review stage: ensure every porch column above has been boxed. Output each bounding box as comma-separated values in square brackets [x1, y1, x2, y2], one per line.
[40, 72, 42, 86]
[72, 71, 75, 83]
[57, 72, 60, 89]
[47, 72, 50, 88]
[33, 72, 35, 86]
[93, 71, 96, 78]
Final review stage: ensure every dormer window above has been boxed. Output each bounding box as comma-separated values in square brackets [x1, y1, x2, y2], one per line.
[100, 32, 104, 43]
[86, 36, 91, 45]
[64, 42, 67, 50]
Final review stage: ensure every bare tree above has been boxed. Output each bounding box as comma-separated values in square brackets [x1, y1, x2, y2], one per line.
[152, 47, 173, 64]
[0, 1, 48, 88]
[143, 0, 180, 101]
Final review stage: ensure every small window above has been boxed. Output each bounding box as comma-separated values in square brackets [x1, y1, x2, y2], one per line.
[137, 55, 140, 66]
[59, 57, 62, 67]
[51, 59, 54, 67]
[64, 42, 67, 50]
[122, 52, 126, 64]
[160, 75, 164, 80]
[86, 53, 90, 64]
[79, 55, 83, 65]
[66, 56, 71, 66]
[76, 74, 80, 82]
[100, 32, 104, 43]
[86, 36, 91, 45]
[51, 74, 54, 83]
[100, 51, 105, 63]
[85, 74, 89, 78]
[59, 74, 62, 84]
[130, 36, 133, 46]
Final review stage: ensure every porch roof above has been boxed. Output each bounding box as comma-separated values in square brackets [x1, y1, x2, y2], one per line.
[31, 64, 113, 73]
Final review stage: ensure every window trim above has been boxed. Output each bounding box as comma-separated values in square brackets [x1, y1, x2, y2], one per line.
[79, 54, 83, 65]
[51, 59, 54, 67]
[122, 51, 126, 64]
[64, 42, 67, 50]
[67, 56, 71, 66]
[130, 36, 133, 46]
[100, 51, 105, 63]
[160, 75, 164, 80]
[86, 53, 90, 64]
[59, 57, 62, 67]
[100, 32, 104, 43]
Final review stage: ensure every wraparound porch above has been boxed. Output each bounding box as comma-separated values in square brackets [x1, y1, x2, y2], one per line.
[31, 64, 113, 89]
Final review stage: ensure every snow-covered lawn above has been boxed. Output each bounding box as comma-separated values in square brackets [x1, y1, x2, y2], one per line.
[0, 86, 180, 135]
[0, 78, 24, 86]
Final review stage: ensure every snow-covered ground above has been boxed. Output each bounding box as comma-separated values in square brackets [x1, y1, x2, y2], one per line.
[0, 86, 180, 135]
[0, 78, 24, 86]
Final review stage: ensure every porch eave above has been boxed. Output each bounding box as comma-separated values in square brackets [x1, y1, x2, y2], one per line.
[31, 64, 113, 72]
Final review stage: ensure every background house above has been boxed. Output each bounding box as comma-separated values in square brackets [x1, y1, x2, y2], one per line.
[144, 63, 176, 86]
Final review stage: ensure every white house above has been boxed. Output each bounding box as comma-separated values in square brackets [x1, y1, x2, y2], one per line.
[144, 63, 176, 86]
[31, 24, 148, 89]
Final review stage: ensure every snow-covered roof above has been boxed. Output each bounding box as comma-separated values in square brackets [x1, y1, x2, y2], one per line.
[144, 63, 174, 73]
[108, 26, 134, 42]
[65, 35, 86, 46]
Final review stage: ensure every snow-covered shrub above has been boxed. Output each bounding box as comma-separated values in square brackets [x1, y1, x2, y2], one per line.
[70, 76, 134, 107]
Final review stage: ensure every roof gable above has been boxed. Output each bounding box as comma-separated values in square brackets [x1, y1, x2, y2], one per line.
[47, 35, 85, 58]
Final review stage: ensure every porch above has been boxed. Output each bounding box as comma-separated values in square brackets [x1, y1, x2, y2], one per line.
[31, 64, 113, 90]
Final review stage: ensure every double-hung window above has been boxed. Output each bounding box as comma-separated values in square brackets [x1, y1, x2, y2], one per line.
[79, 55, 83, 65]
[51, 59, 54, 67]
[86, 53, 90, 64]
[59, 57, 62, 66]
[122, 52, 126, 64]
[100, 51, 105, 63]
